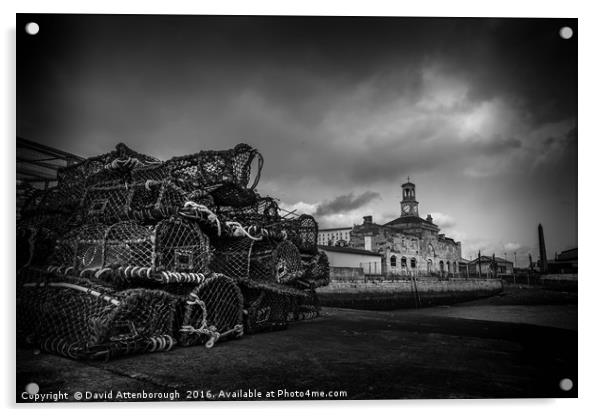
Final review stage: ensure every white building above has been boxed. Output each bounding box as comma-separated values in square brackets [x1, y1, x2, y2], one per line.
[317, 227, 352, 246]
[318, 245, 382, 275]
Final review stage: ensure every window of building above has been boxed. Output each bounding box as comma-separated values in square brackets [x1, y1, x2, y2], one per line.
[390, 255, 397, 267]
[401, 257, 407, 268]
[410, 258, 416, 268]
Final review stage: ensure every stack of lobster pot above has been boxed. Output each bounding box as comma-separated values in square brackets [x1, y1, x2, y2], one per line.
[16, 142, 330, 360]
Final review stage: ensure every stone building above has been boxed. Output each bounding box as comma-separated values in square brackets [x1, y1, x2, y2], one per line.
[349, 180, 462, 277]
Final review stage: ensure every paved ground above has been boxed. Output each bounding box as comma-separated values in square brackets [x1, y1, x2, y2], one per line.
[16, 286, 577, 401]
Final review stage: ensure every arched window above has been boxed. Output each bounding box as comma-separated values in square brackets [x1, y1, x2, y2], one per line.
[453, 262, 457, 273]
[410, 258, 417, 269]
[401, 256, 407, 268]
[427, 259, 433, 273]
[447, 261, 451, 272]
[439, 260, 444, 271]
[390, 255, 397, 268]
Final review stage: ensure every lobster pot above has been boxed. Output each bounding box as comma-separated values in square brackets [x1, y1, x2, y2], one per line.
[211, 238, 303, 284]
[57, 143, 161, 188]
[299, 250, 331, 289]
[285, 214, 319, 254]
[178, 274, 244, 347]
[237, 280, 315, 334]
[49, 219, 212, 282]
[167, 143, 263, 191]
[82, 181, 187, 223]
[250, 240, 303, 284]
[17, 275, 179, 360]
[217, 196, 281, 227]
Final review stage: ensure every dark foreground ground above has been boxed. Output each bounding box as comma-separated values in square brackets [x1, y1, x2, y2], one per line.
[16, 285, 577, 401]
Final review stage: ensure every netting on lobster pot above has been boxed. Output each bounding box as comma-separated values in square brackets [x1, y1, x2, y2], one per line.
[167, 143, 263, 191]
[209, 184, 259, 208]
[103, 222, 155, 270]
[22, 185, 84, 216]
[217, 196, 281, 227]
[298, 250, 331, 289]
[210, 237, 254, 280]
[178, 274, 244, 348]
[249, 240, 303, 284]
[49, 219, 212, 284]
[130, 163, 171, 183]
[237, 280, 315, 334]
[82, 184, 131, 223]
[281, 214, 319, 254]
[48, 223, 108, 273]
[17, 274, 179, 360]
[128, 181, 187, 221]
[154, 217, 213, 275]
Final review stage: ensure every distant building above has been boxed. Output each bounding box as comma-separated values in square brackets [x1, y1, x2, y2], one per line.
[548, 248, 577, 274]
[318, 245, 382, 275]
[468, 256, 514, 277]
[317, 227, 352, 247]
[349, 180, 462, 277]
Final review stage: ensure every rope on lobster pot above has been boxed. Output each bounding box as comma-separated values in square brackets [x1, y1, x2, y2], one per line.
[179, 293, 220, 348]
[145, 179, 163, 190]
[23, 281, 121, 306]
[181, 201, 221, 236]
[225, 221, 263, 241]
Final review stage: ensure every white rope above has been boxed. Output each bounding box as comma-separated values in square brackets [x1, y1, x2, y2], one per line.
[224, 221, 263, 241]
[181, 201, 221, 236]
[23, 282, 121, 306]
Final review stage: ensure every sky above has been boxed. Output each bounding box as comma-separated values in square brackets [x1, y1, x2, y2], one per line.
[17, 14, 577, 266]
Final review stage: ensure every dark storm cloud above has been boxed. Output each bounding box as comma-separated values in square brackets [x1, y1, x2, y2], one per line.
[16, 14, 577, 258]
[315, 191, 381, 216]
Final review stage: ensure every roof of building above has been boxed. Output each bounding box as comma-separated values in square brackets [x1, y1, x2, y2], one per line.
[384, 215, 436, 228]
[318, 227, 353, 232]
[556, 248, 577, 262]
[318, 245, 381, 257]
[468, 256, 513, 265]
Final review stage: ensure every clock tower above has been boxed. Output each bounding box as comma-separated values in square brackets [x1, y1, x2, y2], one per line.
[400, 177, 419, 217]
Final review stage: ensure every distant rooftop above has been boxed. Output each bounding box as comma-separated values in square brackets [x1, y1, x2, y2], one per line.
[384, 215, 434, 227]
[468, 256, 513, 265]
[318, 245, 380, 257]
[318, 227, 353, 232]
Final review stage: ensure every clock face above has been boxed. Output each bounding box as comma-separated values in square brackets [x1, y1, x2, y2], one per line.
[402, 205, 411, 214]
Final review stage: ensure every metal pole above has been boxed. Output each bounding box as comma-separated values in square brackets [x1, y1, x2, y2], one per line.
[513, 252, 517, 285]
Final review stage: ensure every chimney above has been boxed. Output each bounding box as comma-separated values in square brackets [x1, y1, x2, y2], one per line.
[363, 215, 373, 225]
[538, 223, 548, 273]
[426, 214, 433, 223]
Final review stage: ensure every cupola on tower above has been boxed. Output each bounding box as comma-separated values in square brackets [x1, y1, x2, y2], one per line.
[400, 177, 419, 217]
